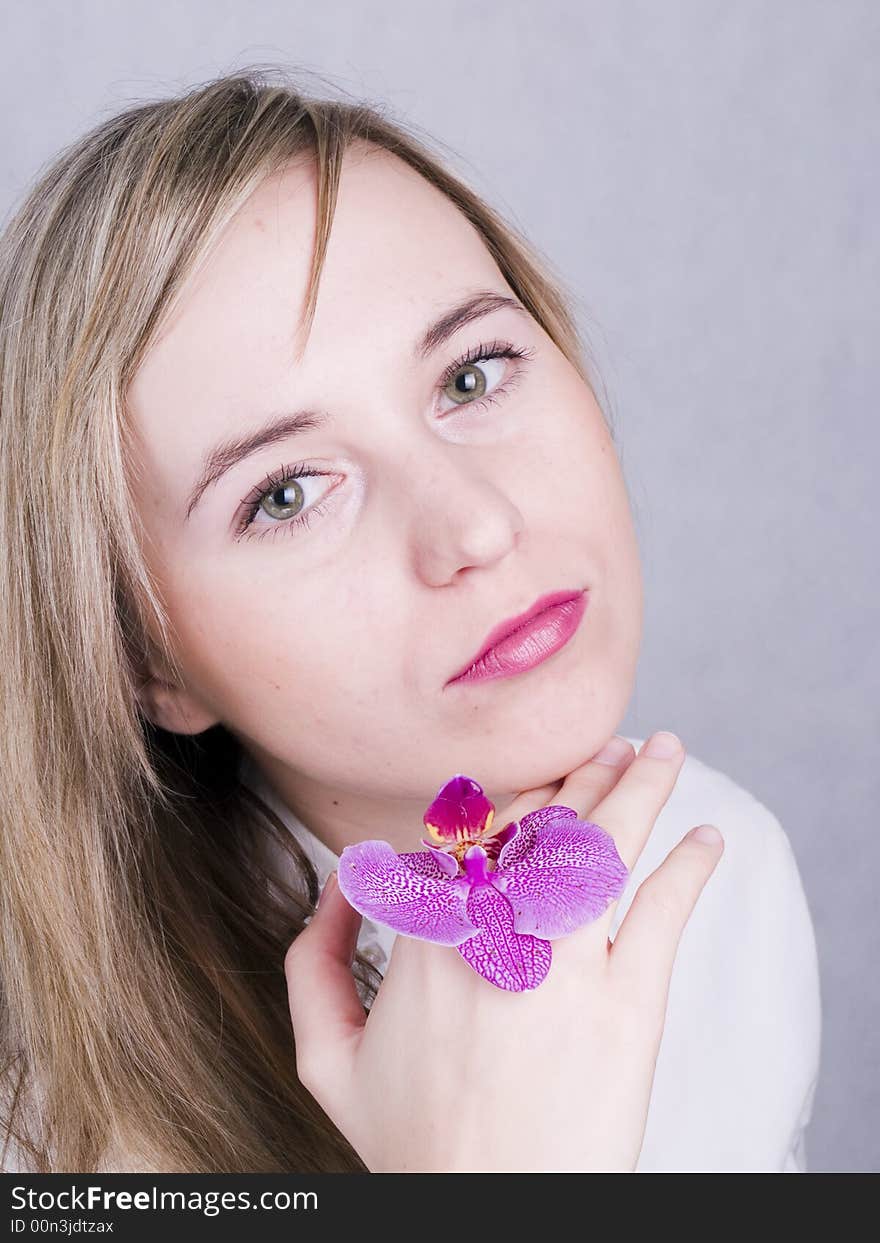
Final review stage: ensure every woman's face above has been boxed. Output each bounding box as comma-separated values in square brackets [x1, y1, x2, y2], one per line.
[127, 144, 643, 852]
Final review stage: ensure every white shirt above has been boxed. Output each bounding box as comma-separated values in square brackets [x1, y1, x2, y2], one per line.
[240, 737, 823, 1173]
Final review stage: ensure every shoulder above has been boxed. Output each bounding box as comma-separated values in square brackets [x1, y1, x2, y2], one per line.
[615, 734, 820, 986]
[617, 735, 812, 922]
[618, 737, 822, 1170]
[616, 734, 821, 1056]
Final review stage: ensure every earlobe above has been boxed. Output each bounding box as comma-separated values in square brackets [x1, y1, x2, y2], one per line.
[131, 627, 221, 735]
[136, 671, 220, 736]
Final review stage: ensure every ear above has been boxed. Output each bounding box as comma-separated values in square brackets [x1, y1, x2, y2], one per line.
[135, 651, 220, 736]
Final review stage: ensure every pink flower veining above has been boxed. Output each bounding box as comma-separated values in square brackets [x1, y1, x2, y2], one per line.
[335, 774, 629, 992]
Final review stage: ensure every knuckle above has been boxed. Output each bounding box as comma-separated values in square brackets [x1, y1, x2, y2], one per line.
[625, 764, 659, 793]
[642, 881, 684, 922]
[294, 1047, 321, 1092]
[283, 934, 306, 979]
[627, 765, 674, 806]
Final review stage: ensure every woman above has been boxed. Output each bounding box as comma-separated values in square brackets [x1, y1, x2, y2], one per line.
[0, 68, 820, 1173]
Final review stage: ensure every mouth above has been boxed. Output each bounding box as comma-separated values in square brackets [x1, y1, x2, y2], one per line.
[445, 587, 589, 687]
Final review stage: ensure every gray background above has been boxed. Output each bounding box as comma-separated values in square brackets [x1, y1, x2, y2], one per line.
[2, 0, 876, 1173]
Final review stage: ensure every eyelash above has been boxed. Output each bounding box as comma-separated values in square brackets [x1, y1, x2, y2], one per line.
[234, 338, 535, 542]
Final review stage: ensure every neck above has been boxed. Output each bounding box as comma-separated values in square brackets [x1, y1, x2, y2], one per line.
[246, 751, 516, 860]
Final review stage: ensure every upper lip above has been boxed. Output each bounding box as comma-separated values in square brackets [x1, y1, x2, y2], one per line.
[446, 588, 587, 684]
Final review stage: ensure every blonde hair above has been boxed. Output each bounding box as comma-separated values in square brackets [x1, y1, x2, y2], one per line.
[0, 65, 603, 1172]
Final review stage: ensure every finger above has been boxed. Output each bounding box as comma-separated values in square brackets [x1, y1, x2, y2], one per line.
[495, 735, 636, 828]
[607, 823, 725, 1018]
[283, 872, 367, 1093]
[577, 733, 687, 939]
[589, 732, 686, 877]
[552, 735, 637, 816]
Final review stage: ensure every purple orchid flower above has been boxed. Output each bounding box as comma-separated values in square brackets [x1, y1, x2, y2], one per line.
[335, 774, 629, 992]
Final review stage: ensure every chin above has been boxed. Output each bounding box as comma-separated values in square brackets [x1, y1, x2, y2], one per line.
[431, 736, 592, 806]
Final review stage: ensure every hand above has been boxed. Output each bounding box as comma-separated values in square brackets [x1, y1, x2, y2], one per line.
[284, 732, 724, 1172]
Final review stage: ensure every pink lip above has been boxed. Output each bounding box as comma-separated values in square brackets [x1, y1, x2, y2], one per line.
[446, 588, 589, 687]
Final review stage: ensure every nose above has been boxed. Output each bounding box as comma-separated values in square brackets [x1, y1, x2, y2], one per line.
[404, 450, 526, 586]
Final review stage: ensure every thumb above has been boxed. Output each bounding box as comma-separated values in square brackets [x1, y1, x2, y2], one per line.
[608, 824, 725, 1016]
[284, 871, 368, 1092]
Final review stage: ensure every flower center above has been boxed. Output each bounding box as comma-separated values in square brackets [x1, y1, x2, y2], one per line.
[441, 833, 502, 870]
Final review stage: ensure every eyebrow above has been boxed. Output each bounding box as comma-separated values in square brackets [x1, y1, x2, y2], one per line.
[184, 289, 529, 521]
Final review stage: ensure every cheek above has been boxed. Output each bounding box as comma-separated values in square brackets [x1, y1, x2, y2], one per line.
[535, 405, 625, 530]
[164, 562, 409, 727]
[534, 399, 642, 671]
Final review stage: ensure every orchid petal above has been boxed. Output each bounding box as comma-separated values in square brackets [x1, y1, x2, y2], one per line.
[498, 804, 578, 870]
[419, 840, 461, 877]
[492, 819, 520, 851]
[424, 774, 495, 844]
[496, 811, 629, 939]
[337, 840, 478, 944]
[457, 881, 552, 992]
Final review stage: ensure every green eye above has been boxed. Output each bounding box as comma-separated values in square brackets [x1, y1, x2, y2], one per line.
[445, 361, 488, 404]
[258, 478, 305, 521]
[443, 356, 506, 406]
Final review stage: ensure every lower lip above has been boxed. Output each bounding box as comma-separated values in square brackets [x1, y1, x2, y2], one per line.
[447, 591, 589, 686]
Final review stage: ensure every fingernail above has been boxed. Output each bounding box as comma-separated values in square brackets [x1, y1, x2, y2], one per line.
[690, 824, 721, 845]
[593, 735, 631, 766]
[644, 731, 682, 759]
[318, 871, 338, 908]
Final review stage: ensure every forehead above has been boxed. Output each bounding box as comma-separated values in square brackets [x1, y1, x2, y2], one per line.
[128, 147, 504, 430]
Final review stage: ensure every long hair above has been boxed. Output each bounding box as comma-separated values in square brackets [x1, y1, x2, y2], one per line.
[0, 65, 604, 1172]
